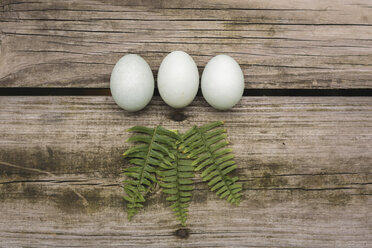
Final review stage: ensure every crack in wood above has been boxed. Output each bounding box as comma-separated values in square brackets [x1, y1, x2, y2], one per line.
[0, 161, 89, 206]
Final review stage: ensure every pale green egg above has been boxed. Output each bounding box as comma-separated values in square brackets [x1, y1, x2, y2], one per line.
[158, 51, 199, 109]
[201, 55, 244, 110]
[110, 54, 154, 112]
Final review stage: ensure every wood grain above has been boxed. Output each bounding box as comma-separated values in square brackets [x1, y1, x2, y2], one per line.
[0, 96, 371, 247]
[1, 0, 372, 88]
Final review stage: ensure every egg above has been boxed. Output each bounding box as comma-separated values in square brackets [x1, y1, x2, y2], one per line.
[157, 51, 199, 108]
[110, 54, 154, 112]
[201, 55, 244, 110]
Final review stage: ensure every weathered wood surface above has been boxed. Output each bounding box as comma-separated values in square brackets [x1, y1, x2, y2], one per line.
[1, 0, 372, 88]
[0, 96, 371, 247]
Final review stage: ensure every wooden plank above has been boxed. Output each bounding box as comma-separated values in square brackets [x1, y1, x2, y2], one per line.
[0, 96, 371, 247]
[1, 0, 372, 88]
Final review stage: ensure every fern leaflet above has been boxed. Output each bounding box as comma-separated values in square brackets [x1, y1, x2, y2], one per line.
[180, 121, 242, 205]
[123, 125, 179, 220]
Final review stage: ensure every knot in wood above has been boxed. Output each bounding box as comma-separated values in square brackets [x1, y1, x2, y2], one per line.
[170, 111, 187, 122]
[174, 228, 190, 239]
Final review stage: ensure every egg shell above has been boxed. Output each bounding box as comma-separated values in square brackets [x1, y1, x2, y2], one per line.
[110, 54, 154, 112]
[201, 55, 244, 110]
[157, 51, 199, 108]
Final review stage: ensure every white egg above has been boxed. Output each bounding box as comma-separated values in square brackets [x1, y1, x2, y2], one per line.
[110, 54, 154, 112]
[157, 51, 199, 108]
[201, 55, 244, 110]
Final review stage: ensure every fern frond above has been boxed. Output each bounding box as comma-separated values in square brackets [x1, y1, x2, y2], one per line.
[158, 143, 194, 226]
[123, 125, 179, 220]
[180, 121, 242, 205]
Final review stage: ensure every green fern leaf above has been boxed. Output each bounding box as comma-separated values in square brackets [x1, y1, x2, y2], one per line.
[158, 142, 194, 226]
[123, 125, 179, 220]
[180, 121, 242, 205]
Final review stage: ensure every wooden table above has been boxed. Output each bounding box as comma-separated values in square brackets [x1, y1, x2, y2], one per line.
[1, 1, 371, 247]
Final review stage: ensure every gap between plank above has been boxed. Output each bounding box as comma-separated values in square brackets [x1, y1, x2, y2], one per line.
[0, 88, 372, 96]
